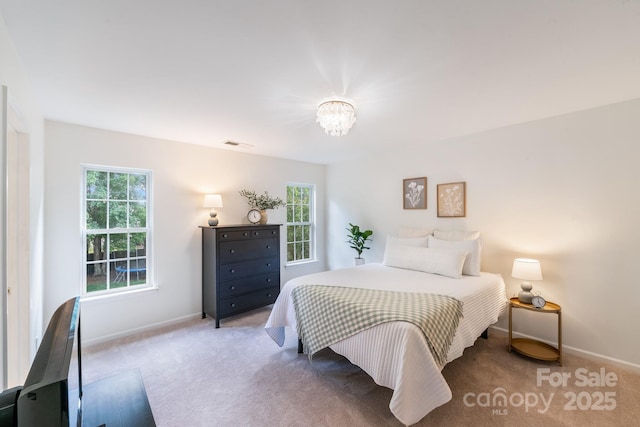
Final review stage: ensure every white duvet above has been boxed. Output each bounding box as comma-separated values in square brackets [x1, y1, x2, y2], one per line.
[265, 264, 507, 425]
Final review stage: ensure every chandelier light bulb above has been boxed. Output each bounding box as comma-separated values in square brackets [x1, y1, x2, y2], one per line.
[316, 100, 356, 136]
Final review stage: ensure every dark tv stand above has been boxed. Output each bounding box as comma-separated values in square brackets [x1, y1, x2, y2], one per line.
[0, 386, 21, 426]
[73, 369, 155, 427]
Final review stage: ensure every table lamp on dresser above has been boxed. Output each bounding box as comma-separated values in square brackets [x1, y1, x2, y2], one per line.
[203, 194, 223, 226]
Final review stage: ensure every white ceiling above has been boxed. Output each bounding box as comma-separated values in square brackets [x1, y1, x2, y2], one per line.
[2, 1, 640, 164]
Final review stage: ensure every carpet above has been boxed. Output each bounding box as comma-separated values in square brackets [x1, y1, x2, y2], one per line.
[81, 307, 640, 426]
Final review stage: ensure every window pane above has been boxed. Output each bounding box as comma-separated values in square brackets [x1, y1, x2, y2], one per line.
[295, 242, 303, 259]
[109, 234, 128, 259]
[129, 202, 146, 227]
[111, 260, 128, 288]
[303, 242, 310, 259]
[129, 174, 147, 200]
[302, 205, 310, 222]
[109, 173, 128, 200]
[129, 232, 146, 257]
[109, 201, 128, 228]
[86, 234, 107, 262]
[86, 170, 107, 199]
[302, 225, 310, 240]
[287, 205, 293, 222]
[130, 258, 147, 285]
[86, 201, 107, 229]
[287, 186, 295, 204]
[86, 263, 107, 293]
[295, 225, 302, 240]
[287, 243, 295, 262]
[302, 187, 310, 203]
[287, 225, 294, 241]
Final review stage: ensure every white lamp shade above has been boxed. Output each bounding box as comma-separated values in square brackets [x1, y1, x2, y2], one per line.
[203, 194, 223, 208]
[512, 258, 543, 281]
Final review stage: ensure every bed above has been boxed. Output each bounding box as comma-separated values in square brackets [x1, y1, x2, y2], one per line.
[265, 234, 507, 425]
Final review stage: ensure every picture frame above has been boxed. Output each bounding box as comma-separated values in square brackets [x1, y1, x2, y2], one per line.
[437, 182, 466, 217]
[403, 177, 427, 209]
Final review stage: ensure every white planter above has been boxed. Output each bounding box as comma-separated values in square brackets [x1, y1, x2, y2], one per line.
[354, 258, 365, 266]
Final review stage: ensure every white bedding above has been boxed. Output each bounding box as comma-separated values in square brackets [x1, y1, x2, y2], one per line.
[265, 263, 507, 425]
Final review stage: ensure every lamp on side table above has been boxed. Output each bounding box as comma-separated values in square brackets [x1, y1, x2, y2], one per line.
[512, 258, 542, 304]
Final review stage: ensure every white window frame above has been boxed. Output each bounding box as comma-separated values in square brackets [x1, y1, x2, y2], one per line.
[81, 165, 153, 296]
[286, 183, 315, 265]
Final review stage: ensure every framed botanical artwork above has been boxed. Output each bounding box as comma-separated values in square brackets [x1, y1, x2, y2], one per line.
[403, 177, 427, 209]
[437, 182, 466, 217]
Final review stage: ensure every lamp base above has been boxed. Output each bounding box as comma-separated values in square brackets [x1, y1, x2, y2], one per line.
[208, 211, 219, 226]
[518, 291, 534, 304]
[518, 281, 534, 303]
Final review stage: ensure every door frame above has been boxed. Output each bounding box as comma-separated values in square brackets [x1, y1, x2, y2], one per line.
[1, 85, 32, 388]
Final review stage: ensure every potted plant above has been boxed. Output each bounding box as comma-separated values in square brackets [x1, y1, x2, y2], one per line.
[346, 223, 373, 265]
[239, 189, 286, 224]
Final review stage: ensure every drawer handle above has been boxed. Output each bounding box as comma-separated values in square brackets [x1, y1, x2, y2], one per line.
[254, 232, 260, 236]
[229, 269, 235, 273]
[243, 232, 249, 237]
[266, 293, 272, 297]
[231, 303, 236, 308]
[229, 249, 235, 254]
[266, 263, 271, 267]
[266, 245, 271, 249]
[222, 233, 228, 238]
[230, 286, 236, 290]
[266, 278, 271, 282]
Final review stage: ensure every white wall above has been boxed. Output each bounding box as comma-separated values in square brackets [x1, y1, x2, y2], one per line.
[326, 98, 640, 369]
[0, 14, 46, 382]
[44, 121, 326, 343]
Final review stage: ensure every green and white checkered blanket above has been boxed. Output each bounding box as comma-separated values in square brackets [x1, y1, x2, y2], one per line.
[291, 284, 463, 367]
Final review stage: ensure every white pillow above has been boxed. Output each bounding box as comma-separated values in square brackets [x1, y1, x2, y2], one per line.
[398, 227, 432, 238]
[428, 235, 481, 276]
[383, 242, 467, 279]
[386, 235, 429, 248]
[433, 229, 480, 241]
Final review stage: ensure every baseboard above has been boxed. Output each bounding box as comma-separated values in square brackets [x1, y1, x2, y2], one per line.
[490, 326, 640, 374]
[83, 312, 202, 347]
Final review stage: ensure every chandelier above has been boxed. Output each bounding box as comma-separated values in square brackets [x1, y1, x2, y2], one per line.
[316, 99, 356, 136]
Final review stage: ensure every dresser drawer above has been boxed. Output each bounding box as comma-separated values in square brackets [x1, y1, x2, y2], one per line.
[217, 226, 279, 241]
[218, 286, 280, 317]
[218, 273, 280, 298]
[218, 257, 279, 281]
[250, 227, 279, 239]
[218, 229, 253, 241]
[219, 238, 278, 263]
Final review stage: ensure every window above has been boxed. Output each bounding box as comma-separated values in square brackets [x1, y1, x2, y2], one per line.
[286, 183, 315, 263]
[83, 166, 151, 295]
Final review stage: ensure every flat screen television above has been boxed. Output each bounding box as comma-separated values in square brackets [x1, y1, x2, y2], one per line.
[14, 297, 82, 427]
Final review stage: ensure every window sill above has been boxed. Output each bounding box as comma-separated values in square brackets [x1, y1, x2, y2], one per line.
[285, 259, 318, 268]
[80, 285, 159, 306]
